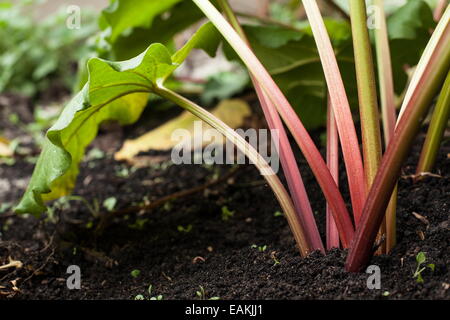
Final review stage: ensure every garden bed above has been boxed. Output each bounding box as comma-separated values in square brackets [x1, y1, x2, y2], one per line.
[0, 102, 448, 300]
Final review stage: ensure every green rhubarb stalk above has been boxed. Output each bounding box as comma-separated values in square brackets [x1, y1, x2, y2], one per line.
[349, 0, 383, 193]
[155, 86, 311, 256]
[416, 71, 450, 175]
[346, 7, 450, 271]
[373, 0, 399, 253]
[217, 0, 324, 252]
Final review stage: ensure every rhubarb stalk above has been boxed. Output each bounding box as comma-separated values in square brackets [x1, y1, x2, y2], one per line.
[303, 0, 366, 224]
[416, 71, 450, 175]
[373, 0, 399, 253]
[217, 0, 324, 252]
[155, 86, 311, 256]
[326, 95, 340, 250]
[193, 0, 355, 247]
[346, 7, 450, 271]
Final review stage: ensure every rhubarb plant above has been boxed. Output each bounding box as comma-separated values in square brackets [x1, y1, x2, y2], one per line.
[15, 0, 450, 272]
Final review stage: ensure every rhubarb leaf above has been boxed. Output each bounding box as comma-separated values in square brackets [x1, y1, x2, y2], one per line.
[101, 0, 183, 43]
[388, 0, 436, 93]
[15, 23, 220, 216]
[102, 0, 206, 60]
[221, 23, 357, 129]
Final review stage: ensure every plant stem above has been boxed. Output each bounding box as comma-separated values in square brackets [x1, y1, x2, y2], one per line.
[303, 0, 366, 225]
[349, 0, 384, 253]
[349, 0, 382, 193]
[374, 0, 397, 147]
[346, 9, 450, 272]
[416, 71, 450, 175]
[192, 0, 355, 247]
[326, 95, 340, 250]
[217, 0, 324, 252]
[155, 86, 311, 256]
[434, 0, 448, 21]
[373, 0, 398, 254]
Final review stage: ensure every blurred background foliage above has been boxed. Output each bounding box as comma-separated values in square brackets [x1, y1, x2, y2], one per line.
[0, 0, 438, 131]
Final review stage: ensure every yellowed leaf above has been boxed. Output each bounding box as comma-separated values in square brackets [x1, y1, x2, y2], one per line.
[115, 99, 251, 161]
[0, 137, 13, 157]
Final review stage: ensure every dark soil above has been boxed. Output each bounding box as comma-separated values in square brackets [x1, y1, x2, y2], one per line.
[0, 96, 449, 300]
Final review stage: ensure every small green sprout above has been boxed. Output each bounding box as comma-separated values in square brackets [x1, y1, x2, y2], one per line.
[86, 148, 105, 161]
[221, 206, 235, 221]
[131, 269, 141, 278]
[163, 201, 172, 212]
[196, 285, 219, 300]
[177, 224, 193, 233]
[8, 113, 19, 125]
[413, 252, 435, 283]
[128, 218, 149, 230]
[134, 285, 163, 300]
[103, 197, 117, 212]
[382, 291, 390, 297]
[115, 165, 136, 178]
[271, 251, 280, 265]
[273, 211, 284, 217]
[251, 244, 267, 252]
[0, 202, 12, 214]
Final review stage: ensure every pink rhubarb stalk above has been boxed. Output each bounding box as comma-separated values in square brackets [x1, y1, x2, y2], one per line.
[303, 0, 366, 225]
[217, 0, 324, 252]
[192, 0, 355, 247]
[326, 96, 340, 250]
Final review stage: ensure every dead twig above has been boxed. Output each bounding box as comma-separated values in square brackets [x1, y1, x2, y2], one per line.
[22, 248, 55, 284]
[0, 257, 23, 271]
[401, 172, 443, 180]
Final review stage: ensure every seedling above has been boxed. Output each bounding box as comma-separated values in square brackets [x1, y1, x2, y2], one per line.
[128, 218, 149, 230]
[413, 252, 435, 283]
[177, 224, 193, 233]
[273, 211, 283, 217]
[196, 285, 219, 300]
[221, 206, 235, 221]
[251, 244, 267, 252]
[271, 251, 280, 266]
[103, 197, 117, 212]
[130, 269, 141, 278]
[0, 203, 12, 214]
[135, 285, 163, 300]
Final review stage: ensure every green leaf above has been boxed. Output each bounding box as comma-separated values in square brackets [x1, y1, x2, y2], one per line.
[130, 269, 141, 278]
[103, 197, 117, 211]
[202, 70, 249, 104]
[416, 252, 426, 265]
[105, 1, 206, 60]
[387, 0, 436, 93]
[102, 0, 183, 43]
[15, 23, 221, 216]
